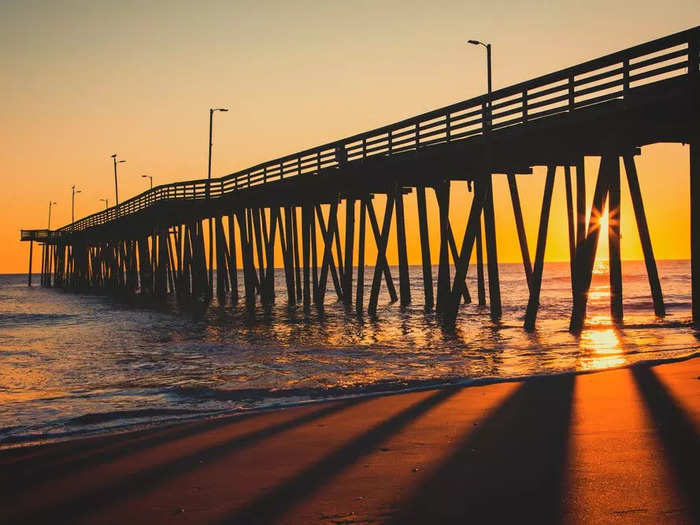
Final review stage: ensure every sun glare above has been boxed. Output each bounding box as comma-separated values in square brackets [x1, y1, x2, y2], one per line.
[579, 315, 626, 370]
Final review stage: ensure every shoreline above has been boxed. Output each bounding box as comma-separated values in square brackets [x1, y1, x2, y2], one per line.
[2, 350, 698, 451]
[1, 355, 697, 523]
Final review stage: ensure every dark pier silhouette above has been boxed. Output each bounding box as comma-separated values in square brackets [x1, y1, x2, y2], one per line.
[21, 27, 700, 332]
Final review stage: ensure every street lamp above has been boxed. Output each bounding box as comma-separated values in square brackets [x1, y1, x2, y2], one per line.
[141, 174, 153, 190]
[111, 154, 126, 212]
[207, 107, 228, 294]
[100, 198, 109, 210]
[71, 186, 81, 225]
[468, 39, 493, 193]
[467, 39, 492, 97]
[48, 201, 57, 230]
[208, 108, 229, 185]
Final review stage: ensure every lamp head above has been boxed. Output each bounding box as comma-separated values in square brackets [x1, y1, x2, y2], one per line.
[467, 39, 481, 45]
[118, 160, 126, 164]
[111, 154, 117, 159]
[215, 107, 229, 112]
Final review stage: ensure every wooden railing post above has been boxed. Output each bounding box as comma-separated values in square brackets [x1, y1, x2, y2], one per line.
[568, 74, 575, 111]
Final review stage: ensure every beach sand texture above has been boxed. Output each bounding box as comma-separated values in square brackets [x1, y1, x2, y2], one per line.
[0, 357, 697, 524]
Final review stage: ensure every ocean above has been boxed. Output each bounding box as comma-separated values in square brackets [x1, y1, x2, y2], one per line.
[0, 260, 697, 447]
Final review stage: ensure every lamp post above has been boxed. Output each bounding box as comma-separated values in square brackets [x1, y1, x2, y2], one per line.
[100, 198, 109, 210]
[71, 185, 81, 226]
[467, 39, 492, 99]
[207, 107, 228, 295]
[48, 201, 57, 229]
[111, 154, 126, 214]
[141, 174, 153, 190]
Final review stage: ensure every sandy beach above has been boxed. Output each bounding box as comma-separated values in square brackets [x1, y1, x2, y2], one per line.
[1, 356, 697, 524]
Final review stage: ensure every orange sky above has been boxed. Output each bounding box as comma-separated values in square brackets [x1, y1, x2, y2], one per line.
[1, 1, 697, 273]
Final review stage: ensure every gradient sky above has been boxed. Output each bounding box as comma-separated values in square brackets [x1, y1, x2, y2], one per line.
[1, 1, 697, 272]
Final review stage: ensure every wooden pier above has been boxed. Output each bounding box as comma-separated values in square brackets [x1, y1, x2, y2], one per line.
[21, 27, 700, 332]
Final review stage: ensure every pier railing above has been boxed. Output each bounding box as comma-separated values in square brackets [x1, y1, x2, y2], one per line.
[57, 26, 698, 236]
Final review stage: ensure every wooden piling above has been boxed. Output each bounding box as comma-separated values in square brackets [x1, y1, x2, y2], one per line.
[215, 216, 228, 304]
[507, 174, 532, 291]
[415, 186, 434, 309]
[262, 208, 278, 305]
[570, 156, 611, 333]
[368, 195, 395, 315]
[691, 136, 700, 326]
[315, 202, 343, 303]
[40, 243, 45, 286]
[608, 157, 623, 322]
[27, 240, 33, 287]
[475, 209, 486, 306]
[283, 206, 297, 306]
[252, 208, 266, 293]
[622, 154, 667, 316]
[394, 186, 411, 306]
[435, 181, 451, 312]
[447, 224, 471, 304]
[236, 210, 256, 308]
[366, 196, 398, 304]
[445, 182, 487, 321]
[356, 199, 367, 314]
[482, 174, 502, 320]
[343, 198, 355, 307]
[301, 203, 312, 309]
[227, 215, 239, 303]
[575, 159, 586, 250]
[292, 208, 302, 302]
[564, 166, 576, 291]
[310, 205, 319, 303]
[524, 165, 557, 331]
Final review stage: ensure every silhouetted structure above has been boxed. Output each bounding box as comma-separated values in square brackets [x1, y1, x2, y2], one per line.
[21, 27, 700, 332]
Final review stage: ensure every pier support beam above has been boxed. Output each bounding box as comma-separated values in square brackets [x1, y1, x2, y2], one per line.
[507, 174, 532, 293]
[564, 166, 576, 290]
[27, 240, 33, 287]
[368, 195, 395, 315]
[444, 182, 486, 323]
[395, 186, 411, 306]
[228, 215, 239, 304]
[482, 174, 502, 320]
[416, 186, 434, 310]
[435, 181, 451, 312]
[524, 165, 556, 331]
[343, 198, 355, 307]
[236, 210, 256, 308]
[608, 157, 623, 322]
[292, 208, 302, 302]
[301, 203, 312, 310]
[283, 207, 297, 306]
[317, 201, 339, 305]
[356, 199, 367, 314]
[570, 156, 611, 333]
[447, 224, 471, 304]
[575, 159, 586, 250]
[692, 139, 700, 327]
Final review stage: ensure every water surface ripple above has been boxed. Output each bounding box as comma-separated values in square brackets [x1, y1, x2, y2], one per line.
[0, 261, 697, 446]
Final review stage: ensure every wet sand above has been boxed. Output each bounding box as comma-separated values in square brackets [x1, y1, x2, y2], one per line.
[0, 357, 697, 524]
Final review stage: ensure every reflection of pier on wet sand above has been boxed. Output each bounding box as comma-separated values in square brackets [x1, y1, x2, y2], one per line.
[1, 357, 697, 524]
